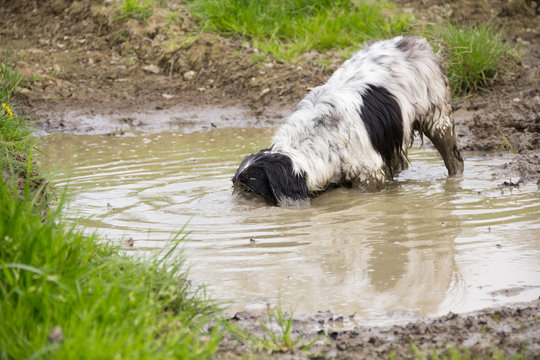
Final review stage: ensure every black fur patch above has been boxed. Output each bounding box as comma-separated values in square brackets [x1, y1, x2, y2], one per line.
[395, 36, 416, 51]
[233, 152, 309, 206]
[359, 85, 404, 171]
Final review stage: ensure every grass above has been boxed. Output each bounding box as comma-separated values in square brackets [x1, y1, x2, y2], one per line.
[426, 22, 515, 97]
[0, 55, 223, 360]
[1, 52, 36, 167]
[116, 0, 173, 21]
[183, 0, 516, 96]
[166, 11, 181, 25]
[185, 0, 412, 62]
[116, 0, 155, 21]
[1, 51, 22, 103]
[225, 302, 320, 354]
[497, 126, 518, 153]
[0, 174, 223, 359]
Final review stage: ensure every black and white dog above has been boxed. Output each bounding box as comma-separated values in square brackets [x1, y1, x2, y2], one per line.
[232, 36, 464, 206]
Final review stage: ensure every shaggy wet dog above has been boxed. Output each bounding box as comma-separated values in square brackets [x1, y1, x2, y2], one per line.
[232, 36, 464, 206]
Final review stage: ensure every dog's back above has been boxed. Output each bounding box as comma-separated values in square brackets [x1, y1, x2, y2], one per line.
[271, 36, 462, 192]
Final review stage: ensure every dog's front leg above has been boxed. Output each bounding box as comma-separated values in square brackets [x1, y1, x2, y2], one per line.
[423, 109, 464, 176]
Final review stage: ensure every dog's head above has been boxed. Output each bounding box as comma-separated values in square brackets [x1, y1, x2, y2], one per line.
[232, 150, 309, 207]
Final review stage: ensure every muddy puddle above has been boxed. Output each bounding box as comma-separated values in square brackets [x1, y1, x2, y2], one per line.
[38, 126, 540, 324]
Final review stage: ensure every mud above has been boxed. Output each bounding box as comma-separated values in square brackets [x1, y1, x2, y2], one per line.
[218, 300, 540, 359]
[2, 0, 540, 357]
[1, 0, 329, 126]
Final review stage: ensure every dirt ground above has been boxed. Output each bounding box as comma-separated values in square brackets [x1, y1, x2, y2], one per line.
[217, 300, 540, 359]
[1, 0, 539, 358]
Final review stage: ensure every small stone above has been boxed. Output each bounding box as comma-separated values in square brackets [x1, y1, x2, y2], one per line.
[513, 97, 521, 102]
[162, 93, 174, 99]
[183, 70, 196, 81]
[123, 238, 135, 248]
[260, 88, 270, 96]
[48, 326, 64, 344]
[142, 64, 160, 74]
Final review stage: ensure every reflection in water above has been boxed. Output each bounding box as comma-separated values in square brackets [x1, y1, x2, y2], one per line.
[38, 128, 540, 321]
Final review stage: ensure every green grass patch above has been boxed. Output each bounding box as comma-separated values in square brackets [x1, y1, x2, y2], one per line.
[0, 103, 35, 162]
[426, 23, 516, 97]
[183, 0, 517, 96]
[0, 173, 222, 359]
[497, 126, 518, 153]
[1, 53, 36, 164]
[224, 302, 319, 354]
[116, 0, 156, 21]
[185, 0, 412, 62]
[0, 53, 223, 360]
[166, 11, 182, 25]
[1, 51, 22, 103]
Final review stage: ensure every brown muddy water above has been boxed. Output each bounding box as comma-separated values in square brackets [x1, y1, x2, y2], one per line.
[38, 127, 540, 324]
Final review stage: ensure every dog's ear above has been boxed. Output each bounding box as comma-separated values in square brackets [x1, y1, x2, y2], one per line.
[263, 155, 310, 207]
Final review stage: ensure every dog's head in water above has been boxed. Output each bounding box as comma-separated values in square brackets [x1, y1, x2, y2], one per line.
[232, 150, 310, 207]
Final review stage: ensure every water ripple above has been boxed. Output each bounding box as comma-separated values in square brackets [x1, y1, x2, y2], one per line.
[39, 128, 540, 319]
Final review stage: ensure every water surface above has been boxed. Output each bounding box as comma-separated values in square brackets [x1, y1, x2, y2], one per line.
[38, 127, 540, 320]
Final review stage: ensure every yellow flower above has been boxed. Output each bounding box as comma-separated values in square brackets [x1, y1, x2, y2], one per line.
[2, 103, 13, 118]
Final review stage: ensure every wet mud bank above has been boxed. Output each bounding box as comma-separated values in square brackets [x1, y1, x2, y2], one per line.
[30, 103, 289, 136]
[218, 300, 540, 359]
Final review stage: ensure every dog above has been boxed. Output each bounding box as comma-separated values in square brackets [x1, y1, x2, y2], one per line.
[232, 36, 464, 206]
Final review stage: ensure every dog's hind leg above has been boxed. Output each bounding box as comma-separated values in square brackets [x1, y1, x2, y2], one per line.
[421, 104, 464, 176]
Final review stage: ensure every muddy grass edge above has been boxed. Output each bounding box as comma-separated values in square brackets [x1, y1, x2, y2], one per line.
[0, 61, 224, 359]
[119, 0, 519, 98]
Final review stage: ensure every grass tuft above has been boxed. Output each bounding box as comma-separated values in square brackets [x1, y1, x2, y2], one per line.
[117, 0, 156, 21]
[0, 51, 22, 102]
[184, 0, 517, 96]
[497, 126, 518, 153]
[185, 0, 412, 62]
[0, 175, 223, 359]
[225, 302, 319, 354]
[426, 23, 515, 97]
[1, 52, 36, 166]
[0, 51, 223, 360]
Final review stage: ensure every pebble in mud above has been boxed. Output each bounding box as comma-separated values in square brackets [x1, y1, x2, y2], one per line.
[183, 70, 197, 81]
[123, 238, 135, 248]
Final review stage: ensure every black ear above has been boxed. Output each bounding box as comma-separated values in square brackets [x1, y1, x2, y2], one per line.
[263, 155, 310, 207]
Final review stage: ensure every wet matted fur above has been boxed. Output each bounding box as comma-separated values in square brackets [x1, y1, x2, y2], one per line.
[232, 36, 464, 206]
